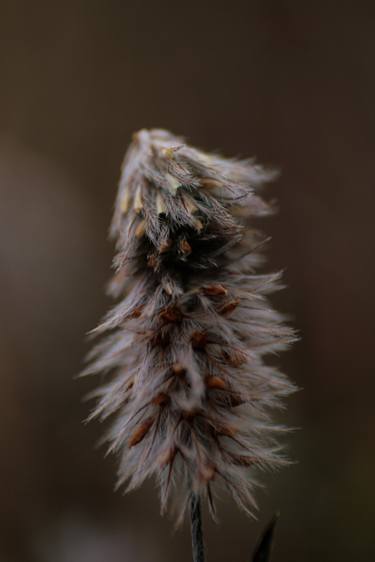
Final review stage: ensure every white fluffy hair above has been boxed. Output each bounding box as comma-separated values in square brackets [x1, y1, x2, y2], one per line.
[83, 129, 296, 521]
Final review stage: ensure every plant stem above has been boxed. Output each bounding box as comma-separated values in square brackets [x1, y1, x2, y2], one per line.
[190, 493, 205, 562]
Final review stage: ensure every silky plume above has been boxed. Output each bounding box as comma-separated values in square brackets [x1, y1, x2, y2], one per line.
[83, 128, 296, 522]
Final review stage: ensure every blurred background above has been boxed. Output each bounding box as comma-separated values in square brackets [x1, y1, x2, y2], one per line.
[0, 2, 374, 561]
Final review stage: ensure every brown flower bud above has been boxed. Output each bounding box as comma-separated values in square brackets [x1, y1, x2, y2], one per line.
[159, 306, 182, 323]
[191, 331, 208, 350]
[205, 376, 227, 390]
[171, 363, 186, 376]
[128, 417, 154, 447]
[179, 238, 192, 255]
[201, 284, 228, 296]
[218, 299, 240, 315]
[152, 393, 170, 407]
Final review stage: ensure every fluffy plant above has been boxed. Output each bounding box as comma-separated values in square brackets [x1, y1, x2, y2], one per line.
[83, 128, 295, 561]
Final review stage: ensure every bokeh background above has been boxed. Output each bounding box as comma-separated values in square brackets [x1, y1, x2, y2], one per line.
[1, 2, 374, 561]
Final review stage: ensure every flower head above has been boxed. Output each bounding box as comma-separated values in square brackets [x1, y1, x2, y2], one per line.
[84, 129, 296, 519]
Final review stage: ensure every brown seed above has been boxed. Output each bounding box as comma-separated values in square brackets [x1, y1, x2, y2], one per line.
[179, 238, 192, 255]
[182, 409, 199, 421]
[205, 376, 227, 390]
[199, 463, 216, 482]
[171, 363, 186, 376]
[125, 378, 134, 391]
[227, 394, 245, 408]
[128, 417, 154, 447]
[152, 392, 170, 407]
[200, 178, 222, 190]
[223, 348, 247, 367]
[158, 446, 177, 467]
[232, 455, 257, 467]
[201, 284, 228, 296]
[159, 239, 172, 253]
[191, 331, 208, 350]
[147, 254, 158, 269]
[129, 305, 143, 318]
[218, 299, 240, 315]
[216, 424, 237, 438]
[160, 306, 182, 323]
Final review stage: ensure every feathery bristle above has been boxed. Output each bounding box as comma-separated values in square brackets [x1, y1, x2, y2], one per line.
[85, 128, 296, 520]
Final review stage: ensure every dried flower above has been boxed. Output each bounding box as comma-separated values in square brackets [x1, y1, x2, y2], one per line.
[83, 129, 296, 520]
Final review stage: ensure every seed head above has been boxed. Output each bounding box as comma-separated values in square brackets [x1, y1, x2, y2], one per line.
[84, 128, 296, 520]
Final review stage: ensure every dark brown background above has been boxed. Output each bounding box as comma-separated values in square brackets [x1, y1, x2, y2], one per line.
[0, 2, 374, 561]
